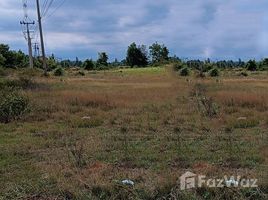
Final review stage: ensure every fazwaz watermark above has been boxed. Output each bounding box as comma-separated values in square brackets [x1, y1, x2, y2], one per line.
[179, 171, 258, 190]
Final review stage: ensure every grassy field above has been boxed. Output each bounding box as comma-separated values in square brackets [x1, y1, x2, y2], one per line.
[0, 66, 267, 199]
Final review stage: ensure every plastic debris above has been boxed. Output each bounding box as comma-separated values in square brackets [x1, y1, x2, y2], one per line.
[122, 179, 134, 186]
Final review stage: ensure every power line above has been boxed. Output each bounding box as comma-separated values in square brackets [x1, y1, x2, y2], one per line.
[41, 0, 49, 17]
[45, 0, 66, 19]
[41, 0, 54, 19]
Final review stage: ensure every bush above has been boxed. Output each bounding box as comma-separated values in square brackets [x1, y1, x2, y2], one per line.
[203, 63, 213, 72]
[0, 77, 36, 90]
[0, 67, 7, 77]
[77, 71, 85, 76]
[180, 67, 190, 76]
[246, 60, 257, 71]
[198, 96, 219, 117]
[240, 71, 248, 77]
[209, 68, 220, 77]
[0, 88, 29, 123]
[83, 59, 95, 70]
[53, 67, 64, 76]
[172, 62, 184, 71]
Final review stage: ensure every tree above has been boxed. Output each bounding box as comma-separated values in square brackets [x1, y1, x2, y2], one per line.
[0, 44, 10, 67]
[111, 58, 120, 67]
[75, 57, 82, 67]
[0, 44, 10, 59]
[149, 42, 169, 63]
[83, 59, 95, 70]
[0, 44, 28, 68]
[247, 60, 257, 71]
[47, 54, 57, 70]
[262, 58, 268, 66]
[97, 52, 108, 66]
[0, 54, 6, 67]
[260, 58, 268, 70]
[14, 50, 27, 67]
[126, 42, 148, 67]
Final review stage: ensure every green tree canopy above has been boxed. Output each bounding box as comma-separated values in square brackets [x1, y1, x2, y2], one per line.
[247, 60, 257, 71]
[83, 59, 95, 70]
[149, 42, 169, 63]
[97, 52, 108, 66]
[0, 44, 28, 68]
[126, 42, 148, 67]
[0, 54, 6, 67]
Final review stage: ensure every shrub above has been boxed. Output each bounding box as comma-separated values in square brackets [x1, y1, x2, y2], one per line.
[53, 67, 64, 76]
[180, 67, 190, 76]
[195, 69, 206, 78]
[209, 68, 220, 77]
[172, 62, 184, 71]
[77, 71, 85, 76]
[0, 88, 29, 123]
[0, 67, 7, 77]
[203, 63, 214, 72]
[246, 60, 257, 71]
[239, 71, 248, 77]
[198, 96, 219, 118]
[83, 59, 95, 70]
[0, 77, 36, 90]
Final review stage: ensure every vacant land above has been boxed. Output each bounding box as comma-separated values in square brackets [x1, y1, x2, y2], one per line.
[0, 67, 267, 199]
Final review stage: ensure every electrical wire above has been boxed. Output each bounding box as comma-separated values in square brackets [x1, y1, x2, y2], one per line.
[42, 0, 54, 18]
[41, 0, 49, 17]
[45, 0, 66, 19]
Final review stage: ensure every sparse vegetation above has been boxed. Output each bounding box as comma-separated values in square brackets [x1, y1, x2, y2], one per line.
[0, 39, 268, 199]
[0, 66, 267, 199]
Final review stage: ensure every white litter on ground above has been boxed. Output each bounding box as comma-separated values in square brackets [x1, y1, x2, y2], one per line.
[122, 179, 135, 186]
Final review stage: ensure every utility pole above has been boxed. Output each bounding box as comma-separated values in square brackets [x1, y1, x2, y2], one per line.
[33, 43, 40, 58]
[20, 21, 35, 68]
[36, 0, 47, 75]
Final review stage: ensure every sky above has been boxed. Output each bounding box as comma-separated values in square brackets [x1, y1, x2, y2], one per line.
[0, 0, 268, 61]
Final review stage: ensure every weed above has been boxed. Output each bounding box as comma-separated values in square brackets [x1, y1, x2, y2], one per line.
[71, 117, 104, 128]
[174, 127, 182, 153]
[0, 88, 29, 123]
[120, 126, 130, 161]
[198, 96, 219, 117]
[227, 117, 260, 129]
[66, 140, 87, 168]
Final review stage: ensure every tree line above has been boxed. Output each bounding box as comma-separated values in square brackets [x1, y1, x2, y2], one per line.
[1, 43, 267, 72]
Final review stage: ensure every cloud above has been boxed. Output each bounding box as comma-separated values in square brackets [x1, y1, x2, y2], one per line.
[0, 0, 267, 60]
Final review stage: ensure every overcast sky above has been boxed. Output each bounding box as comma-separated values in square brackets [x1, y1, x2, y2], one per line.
[0, 0, 268, 61]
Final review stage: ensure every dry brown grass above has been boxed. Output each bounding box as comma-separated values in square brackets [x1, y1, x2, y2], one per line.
[1, 68, 267, 199]
[213, 91, 268, 111]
